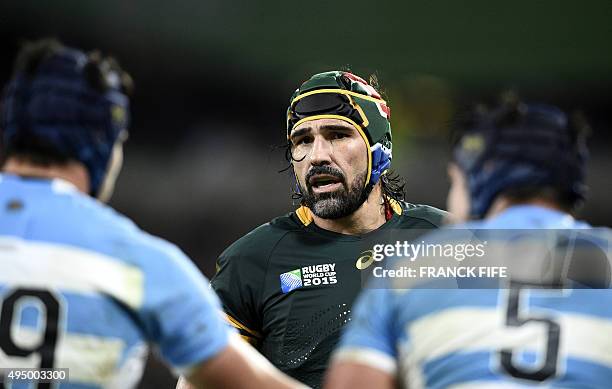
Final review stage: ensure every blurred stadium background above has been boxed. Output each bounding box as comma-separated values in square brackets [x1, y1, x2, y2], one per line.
[2, 1, 611, 387]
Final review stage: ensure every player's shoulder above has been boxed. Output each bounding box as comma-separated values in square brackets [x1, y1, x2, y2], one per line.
[220, 211, 300, 259]
[398, 202, 448, 228]
[94, 202, 186, 266]
[1, 176, 192, 283]
[47, 184, 187, 268]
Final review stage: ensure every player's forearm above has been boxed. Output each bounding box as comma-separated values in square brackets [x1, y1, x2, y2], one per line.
[179, 334, 308, 389]
[185, 368, 306, 389]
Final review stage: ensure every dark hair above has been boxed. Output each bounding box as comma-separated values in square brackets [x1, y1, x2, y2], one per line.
[1, 38, 133, 167]
[379, 171, 406, 202]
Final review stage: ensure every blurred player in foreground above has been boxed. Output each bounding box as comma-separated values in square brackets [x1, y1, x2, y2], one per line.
[205, 71, 446, 388]
[326, 96, 612, 388]
[0, 39, 304, 389]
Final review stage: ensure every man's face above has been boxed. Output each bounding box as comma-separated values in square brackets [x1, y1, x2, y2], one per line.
[290, 118, 370, 219]
[446, 162, 470, 223]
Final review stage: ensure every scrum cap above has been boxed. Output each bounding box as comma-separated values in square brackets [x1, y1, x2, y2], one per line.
[1, 42, 130, 195]
[453, 98, 588, 218]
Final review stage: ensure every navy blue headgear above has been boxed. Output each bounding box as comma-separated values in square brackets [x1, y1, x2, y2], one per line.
[453, 101, 588, 219]
[1, 46, 130, 195]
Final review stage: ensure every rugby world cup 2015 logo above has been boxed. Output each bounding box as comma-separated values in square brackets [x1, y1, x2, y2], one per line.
[280, 269, 303, 294]
[280, 263, 338, 294]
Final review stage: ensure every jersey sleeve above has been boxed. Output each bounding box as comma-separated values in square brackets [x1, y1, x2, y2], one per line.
[135, 239, 231, 376]
[332, 284, 399, 375]
[210, 237, 268, 347]
[405, 203, 449, 228]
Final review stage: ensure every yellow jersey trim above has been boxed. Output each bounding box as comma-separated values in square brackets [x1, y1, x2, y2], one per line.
[387, 197, 403, 215]
[224, 314, 261, 338]
[239, 334, 258, 346]
[295, 205, 313, 226]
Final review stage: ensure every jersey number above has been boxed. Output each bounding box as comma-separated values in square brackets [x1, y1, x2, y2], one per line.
[0, 288, 62, 389]
[499, 283, 561, 381]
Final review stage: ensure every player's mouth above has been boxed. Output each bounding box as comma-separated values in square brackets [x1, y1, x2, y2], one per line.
[309, 174, 343, 194]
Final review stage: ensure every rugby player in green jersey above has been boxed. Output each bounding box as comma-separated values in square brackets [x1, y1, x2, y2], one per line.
[210, 71, 447, 388]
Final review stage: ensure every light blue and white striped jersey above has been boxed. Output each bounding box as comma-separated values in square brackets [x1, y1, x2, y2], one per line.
[0, 174, 230, 388]
[335, 205, 612, 389]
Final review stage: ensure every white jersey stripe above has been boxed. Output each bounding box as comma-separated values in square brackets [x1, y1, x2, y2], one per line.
[407, 307, 612, 368]
[0, 237, 144, 309]
[332, 347, 398, 375]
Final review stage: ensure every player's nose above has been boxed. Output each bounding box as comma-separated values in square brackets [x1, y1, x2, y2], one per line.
[309, 135, 334, 166]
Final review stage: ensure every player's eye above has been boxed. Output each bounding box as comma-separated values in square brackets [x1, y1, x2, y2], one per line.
[293, 136, 312, 146]
[330, 132, 349, 140]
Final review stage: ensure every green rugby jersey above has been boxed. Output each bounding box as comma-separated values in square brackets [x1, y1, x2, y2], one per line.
[211, 201, 447, 388]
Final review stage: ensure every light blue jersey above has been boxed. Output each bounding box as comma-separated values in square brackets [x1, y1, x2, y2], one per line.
[335, 205, 612, 389]
[0, 174, 230, 388]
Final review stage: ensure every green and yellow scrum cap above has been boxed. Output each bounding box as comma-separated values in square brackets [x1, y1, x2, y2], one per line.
[286, 71, 393, 186]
